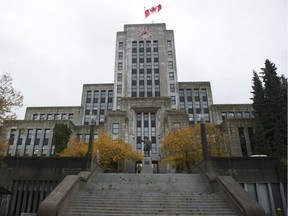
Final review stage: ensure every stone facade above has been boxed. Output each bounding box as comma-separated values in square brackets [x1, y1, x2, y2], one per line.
[3, 23, 256, 168]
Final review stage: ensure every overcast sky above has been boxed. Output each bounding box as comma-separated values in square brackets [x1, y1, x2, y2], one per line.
[0, 0, 286, 119]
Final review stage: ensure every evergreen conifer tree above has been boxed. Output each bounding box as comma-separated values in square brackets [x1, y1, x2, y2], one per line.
[251, 60, 287, 157]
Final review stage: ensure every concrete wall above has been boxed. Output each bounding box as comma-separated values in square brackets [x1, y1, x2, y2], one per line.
[0, 157, 91, 215]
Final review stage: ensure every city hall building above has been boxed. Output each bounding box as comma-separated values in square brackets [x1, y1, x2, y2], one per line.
[3, 23, 255, 172]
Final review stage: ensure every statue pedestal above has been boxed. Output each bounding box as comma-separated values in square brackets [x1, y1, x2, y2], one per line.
[142, 157, 153, 173]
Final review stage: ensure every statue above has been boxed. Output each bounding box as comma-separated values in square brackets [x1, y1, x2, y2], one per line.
[142, 137, 151, 157]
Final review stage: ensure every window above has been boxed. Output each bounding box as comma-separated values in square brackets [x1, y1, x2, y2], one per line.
[116, 97, 121, 107]
[68, 114, 74, 120]
[84, 115, 90, 125]
[236, 112, 242, 118]
[153, 40, 158, 47]
[119, 41, 123, 49]
[168, 50, 172, 58]
[153, 52, 159, 58]
[54, 114, 60, 120]
[243, 112, 250, 118]
[117, 84, 122, 93]
[118, 62, 123, 70]
[47, 114, 53, 120]
[17, 129, 24, 145]
[61, 114, 68, 120]
[9, 129, 16, 145]
[112, 123, 119, 136]
[40, 114, 45, 120]
[169, 72, 174, 80]
[43, 129, 50, 145]
[171, 96, 176, 105]
[180, 102, 185, 109]
[34, 129, 42, 145]
[94, 90, 99, 101]
[168, 61, 173, 69]
[167, 40, 172, 47]
[146, 41, 151, 47]
[238, 127, 248, 157]
[26, 129, 33, 145]
[170, 84, 175, 92]
[228, 112, 235, 118]
[117, 73, 122, 81]
[201, 89, 207, 101]
[118, 52, 123, 60]
[32, 114, 38, 120]
[154, 62, 159, 69]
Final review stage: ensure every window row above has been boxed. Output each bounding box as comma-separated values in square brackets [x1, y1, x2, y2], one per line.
[32, 113, 74, 121]
[9, 128, 51, 146]
[222, 111, 253, 119]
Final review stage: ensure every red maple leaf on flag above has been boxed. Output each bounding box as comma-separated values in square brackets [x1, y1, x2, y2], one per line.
[150, 7, 157, 13]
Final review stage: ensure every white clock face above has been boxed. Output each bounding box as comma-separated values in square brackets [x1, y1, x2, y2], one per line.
[137, 27, 152, 40]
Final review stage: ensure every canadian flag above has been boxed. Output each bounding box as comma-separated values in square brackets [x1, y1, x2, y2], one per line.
[145, 4, 162, 18]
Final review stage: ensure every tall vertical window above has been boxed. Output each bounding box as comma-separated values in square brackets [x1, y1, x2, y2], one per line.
[17, 129, 24, 145]
[112, 123, 119, 140]
[9, 129, 16, 145]
[43, 129, 50, 145]
[238, 127, 248, 157]
[168, 50, 173, 58]
[34, 129, 42, 145]
[168, 61, 173, 69]
[26, 129, 33, 145]
[194, 89, 200, 101]
[201, 88, 207, 101]
[136, 112, 157, 154]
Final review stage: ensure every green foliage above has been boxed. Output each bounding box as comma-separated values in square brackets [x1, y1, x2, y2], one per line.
[251, 60, 287, 157]
[53, 123, 72, 155]
[0, 73, 23, 123]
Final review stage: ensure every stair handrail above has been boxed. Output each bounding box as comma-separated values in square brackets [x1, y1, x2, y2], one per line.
[37, 162, 103, 216]
[216, 175, 266, 216]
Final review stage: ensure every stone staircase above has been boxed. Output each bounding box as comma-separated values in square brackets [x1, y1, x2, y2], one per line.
[62, 173, 238, 216]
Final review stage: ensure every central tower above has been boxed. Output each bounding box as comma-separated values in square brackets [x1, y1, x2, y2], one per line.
[113, 23, 179, 109]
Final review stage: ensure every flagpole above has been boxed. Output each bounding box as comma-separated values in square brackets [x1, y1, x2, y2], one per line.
[144, 7, 146, 24]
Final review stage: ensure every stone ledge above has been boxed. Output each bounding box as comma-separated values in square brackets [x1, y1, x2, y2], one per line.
[216, 176, 266, 216]
[37, 175, 80, 216]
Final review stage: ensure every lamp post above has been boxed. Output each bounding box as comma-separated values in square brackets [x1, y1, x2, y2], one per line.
[200, 115, 208, 171]
[86, 116, 96, 169]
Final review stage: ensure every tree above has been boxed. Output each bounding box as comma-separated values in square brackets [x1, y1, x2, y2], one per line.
[53, 123, 72, 155]
[161, 124, 230, 172]
[58, 131, 143, 170]
[0, 73, 23, 123]
[251, 60, 287, 157]
[57, 136, 88, 157]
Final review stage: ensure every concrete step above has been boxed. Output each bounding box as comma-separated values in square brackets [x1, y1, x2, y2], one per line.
[62, 173, 238, 216]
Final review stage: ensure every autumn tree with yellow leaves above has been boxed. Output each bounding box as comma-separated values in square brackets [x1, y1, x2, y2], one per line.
[161, 123, 230, 172]
[58, 131, 143, 171]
